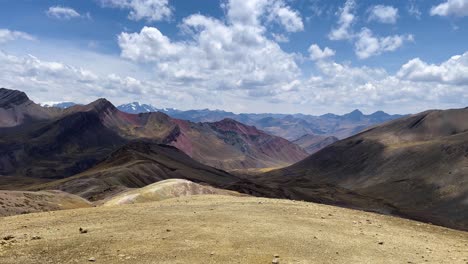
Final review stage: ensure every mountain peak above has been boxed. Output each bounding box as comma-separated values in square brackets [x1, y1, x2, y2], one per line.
[87, 98, 116, 113]
[117, 102, 158, 114]
[342, 109, 364, 121]
[0, 88, 30, 108]
[349, 109, 364, 115]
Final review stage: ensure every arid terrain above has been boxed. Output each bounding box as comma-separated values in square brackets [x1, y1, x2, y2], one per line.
[1, 195, 467, 264]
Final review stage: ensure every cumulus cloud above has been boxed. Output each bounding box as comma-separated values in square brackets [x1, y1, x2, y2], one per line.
[223, 0, 304, 32]
[0, 29, 34, 44]
[397, 52, 468, 85]
[355, 28, 413, 59]
[296, 57, 468, 113]
[271, 33, 289, 43]
[328, 1, 413, 59]
[99, 0, 172, 22]
[328, 0, 355, 40]
[267, 1, 304, 32]
[308, 44, 335, 61]
[430, 0, 468, 17]
[0, 50, 189, 105]
[368, 5, 398, 24]
[118, 0, 303, 98]
[46, 6, 81, 20]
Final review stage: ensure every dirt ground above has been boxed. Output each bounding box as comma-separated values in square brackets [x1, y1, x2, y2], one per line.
[0, 195, 467, 264]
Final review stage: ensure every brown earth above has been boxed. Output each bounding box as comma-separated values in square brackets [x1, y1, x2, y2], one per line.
[26, 142, 244, 201]
[0, 195, 466, 264]
[0, 190, 92, 217]
[102, 179, 244, 206]
[293, 134, 339, 154]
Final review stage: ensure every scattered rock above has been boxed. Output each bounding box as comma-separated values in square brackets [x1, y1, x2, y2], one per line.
[378, 242, 384, 245]
[88, 257, 96, 262]
[166, 229, 171, 232]
[3, 235, 14, 241]
[79, 227, 88, 234]
[31, 236, 42, 240]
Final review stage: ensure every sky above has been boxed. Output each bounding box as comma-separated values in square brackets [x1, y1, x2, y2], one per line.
[0, 0, 467, 115]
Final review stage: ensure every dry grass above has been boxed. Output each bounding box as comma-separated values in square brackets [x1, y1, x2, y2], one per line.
[0, 195, 467, 264]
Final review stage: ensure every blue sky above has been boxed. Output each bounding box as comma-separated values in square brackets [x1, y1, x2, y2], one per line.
[0, 0, 467, 114]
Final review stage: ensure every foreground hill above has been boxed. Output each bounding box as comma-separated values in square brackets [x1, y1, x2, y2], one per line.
[103, 179, 244, 206]
[0, 195, 466, 264]
[27, 142, 244, 201]
[0, 190, 91, 217]
[262, 107, 468, 230]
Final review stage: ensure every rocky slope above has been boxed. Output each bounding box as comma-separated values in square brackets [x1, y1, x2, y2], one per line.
[0, 88, 61, 127]
[293, 134, 339, 154]
[26, 142, 245, 201]
[261, 107, 468, 230]
[0, 190, 92, 217]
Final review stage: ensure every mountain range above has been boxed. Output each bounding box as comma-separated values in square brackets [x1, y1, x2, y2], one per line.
[117, 103, 405, 141]
[1, 87, 467, 232]
[0, 88, 306, 181]
[44, 100, 404, 141]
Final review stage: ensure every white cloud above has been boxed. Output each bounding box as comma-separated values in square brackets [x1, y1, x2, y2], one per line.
[355, 28, 413, 59]
[430, 0, 468, 17]
[308, 44, 335, 61]
[368, 5, 398, 24]
[46, 6, 81, 20]
[268, 1, 304, 32]
[0, 50, 187, 105]
[0, 29, 34, 44]
[328, 1, 412, 59]
[408, 1, 422, 19]
[397, 52, 468, 85]
[118, 0, 303, 98]
[99, 0, 172, 22]
[223, 0, 303, 32]
[297, 57, 468, 113]
[328, 0, 355, 40]
[271, 33, 289, 43]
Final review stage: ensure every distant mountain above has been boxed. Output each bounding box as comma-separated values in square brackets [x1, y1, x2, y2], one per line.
[260, 107, 468, 231]
[41, 102, 77, 109]
[0, 88, 307, 179]
[117, 102, 405, 140]
[117, 102, 159, 114]
[0, 88, 62, 127]
[293, 134, 339, 154]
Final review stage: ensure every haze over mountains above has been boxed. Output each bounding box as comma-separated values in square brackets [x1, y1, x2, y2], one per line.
[46, 100, 404, 141]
